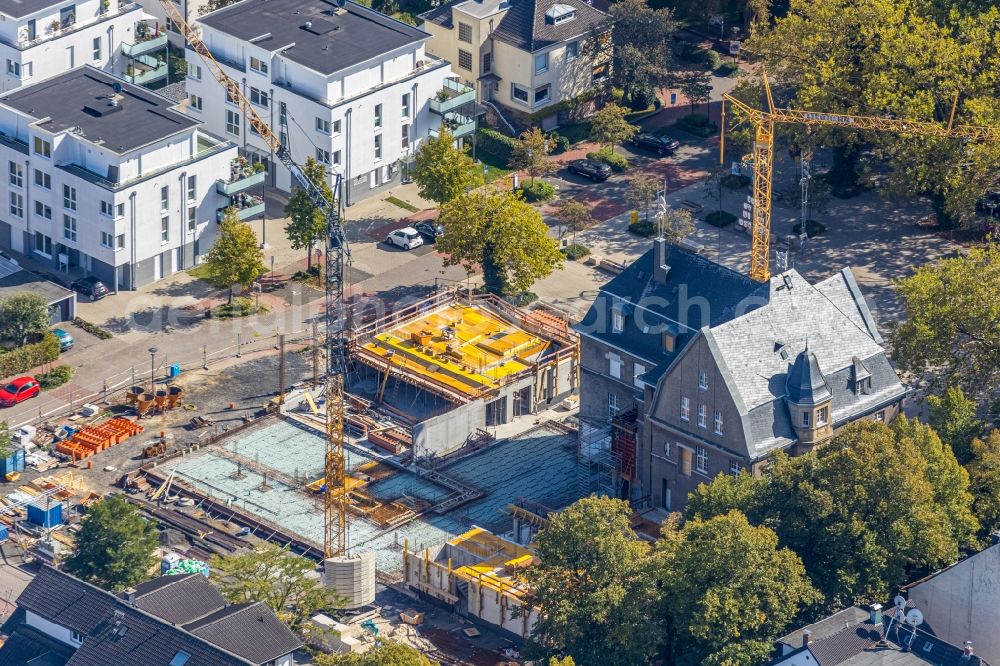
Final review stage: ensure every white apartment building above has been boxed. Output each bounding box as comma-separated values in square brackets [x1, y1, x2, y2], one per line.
[0, 66, 236, 289]
[0, 0, 147, 93]
[187, 0, 456, 205]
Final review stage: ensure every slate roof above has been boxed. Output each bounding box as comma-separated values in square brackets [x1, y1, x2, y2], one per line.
[199, 0, 429, 76]
[0, 621, 72, 666]
[184, 602, 302, 664]
[492, 0, 609, 52]
[786, 347, 833, 406]
[0, 67, 200, 155]
[127, 573, 227, 626]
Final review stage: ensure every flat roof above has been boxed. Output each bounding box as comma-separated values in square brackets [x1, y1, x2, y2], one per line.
[0, 0, 67, 20]
[0, 257, 72, 304]
[1, 67, 200, 154]
[198, 0, 428, 76]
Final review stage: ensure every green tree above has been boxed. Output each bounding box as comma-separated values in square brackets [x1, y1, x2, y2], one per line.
[64, 495, 158, 591]
[685, 469, 764, 523]
[656, 511, 820, 666]
[893, 243, 1000, 397]
[589, 103, 638, 152]
[625, 174, 660, 222]
[509, 128, 557, 184]
[928, 386, 984, 464]
[411, 125, 483, 204]
[210, 544, 341, 631]
[659, 207, 695, 245]
[437, 189, 562, 297]
[549, 658, 576, 666]
[552, 199, 596, 246]
[313, 642, 437, 666]
[523, 497, 659, 666]
[968, 431, 1000, 536]
[0, 292, 50, 346]
[679, 70, 713, 115]
[284, 157, 332, 271]
[609, 0, 676, 96]
[204, 210, 267, 303]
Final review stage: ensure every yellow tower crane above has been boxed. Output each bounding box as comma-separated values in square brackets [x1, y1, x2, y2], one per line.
[158, 1, 350, 558]
[721, 70, 1000, 282]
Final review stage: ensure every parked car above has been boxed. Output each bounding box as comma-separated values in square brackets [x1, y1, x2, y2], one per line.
[385, 227, 424, 250]
[0, 376, 40, 407]
[631, 133, 681, 155]
[52, 328, 74, 352]
[414, 222, 444, 244]
[568, 159, 612, 181]
[70, 276, 109, 301]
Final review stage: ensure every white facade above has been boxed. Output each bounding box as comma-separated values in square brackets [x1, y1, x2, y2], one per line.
[0, 70, 236, 289]
[0, 0, 144, 93]
[186, 15, 453, 205]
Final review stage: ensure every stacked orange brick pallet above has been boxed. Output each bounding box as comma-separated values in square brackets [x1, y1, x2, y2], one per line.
[55, 418, 144, 461]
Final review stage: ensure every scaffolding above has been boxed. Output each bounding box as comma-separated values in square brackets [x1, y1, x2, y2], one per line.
[576, 408, 638, 500]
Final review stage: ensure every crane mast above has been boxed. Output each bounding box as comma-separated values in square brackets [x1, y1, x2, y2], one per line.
[160, 0, 350, 558]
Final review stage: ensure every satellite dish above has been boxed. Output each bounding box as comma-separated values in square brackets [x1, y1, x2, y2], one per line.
[894, 595, 906, 610]
[905, 609, 924, 627]
[112, 82, 122, 93]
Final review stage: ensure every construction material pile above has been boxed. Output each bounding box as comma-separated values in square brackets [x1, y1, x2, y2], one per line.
[55, 417, 144, 461]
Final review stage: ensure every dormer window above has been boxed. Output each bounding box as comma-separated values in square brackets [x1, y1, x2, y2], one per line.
[545, 4, 576, 24]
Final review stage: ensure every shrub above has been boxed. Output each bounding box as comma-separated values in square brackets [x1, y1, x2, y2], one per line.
[561, 243, 591, 260]
[705, 210, 737, 228]
[550, 133, 571, 154]
[675, 113, 718, 137]
[703, 49, 722, 70]
[628, 220, 657, 237]
[521, 181, 556, 202]
[715, 62, 740, 77]
[0, 332, 58, 379]
[39, 365, 74, 390]
[587, 147, 629, 172]
[72, 318, 113, 340]
[206, 297, 269, 319]
[627, 85, 657, 111]
[559, 123, 591, 145]
[476, 128, 518, 163]
[509, 291, 538, 306]
[721, 174, 751, 189]
[792, 220, 827, 237]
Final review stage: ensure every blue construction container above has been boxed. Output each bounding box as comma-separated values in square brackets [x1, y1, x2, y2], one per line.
[168, 363, 181, 378]
[0, 449, 25, 477]
[27, 501, 62, 528]
[0, 525, 9, 541]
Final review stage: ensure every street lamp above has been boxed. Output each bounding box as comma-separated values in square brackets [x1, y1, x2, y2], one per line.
[148, 347, 157, 395]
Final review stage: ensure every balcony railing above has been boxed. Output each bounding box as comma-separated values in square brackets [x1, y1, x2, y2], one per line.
[124, 55, 167, 85]
[430, 78, 476, 115]
[217, 171, 265, 195]
[430, 111, 475, 139]
[122, 30, 167, 57]
[217, 196, 265, 222]
[12, 2, 139, 50]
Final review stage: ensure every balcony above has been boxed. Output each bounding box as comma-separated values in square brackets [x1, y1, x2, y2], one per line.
[216, 157, 266, 195]
[429, 111, 475, 139]
[430, 79, 475, 115]
[124, 55, 167, 85]
[217, 194, 265, 222]
[122, 22, 167, 58]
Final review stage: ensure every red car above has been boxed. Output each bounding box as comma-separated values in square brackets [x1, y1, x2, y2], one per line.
[0, 376, 40, 407]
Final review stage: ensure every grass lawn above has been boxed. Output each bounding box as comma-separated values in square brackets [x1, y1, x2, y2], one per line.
[187, 264, 213, 281]
[385, 196, 420, 213]
[476, 151, 513, 184]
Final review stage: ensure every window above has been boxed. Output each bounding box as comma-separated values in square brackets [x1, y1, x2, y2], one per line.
[33, 137, 50, 158]
[511, 84, 529, 104]
[458, 21, 472, 43]
[801, 411, 811, 427]
[729, 460, 741, 477]
[458, 49, 473, 71]
[188, 63, 202, 80]
[374, 103, 382, 129]
[401, 93, 410, 118]
[33, 169, 50, 189]
[609, 354, 621, 379]
[100, 231, 114, 248]
[401, 123, 410, 149]
[21, 62, 31, 79]
[116, 202, 125, 218]
[34, 201, 51, 219]
[698, 370, 709, 391]
[100, 200, 115, 216]
[663, 331, 676, 352]
[874, 410, 886, 422]
[374, 134, 382, 160]
[592, 63, 609, 82]
[63, 185, 76, 211]
[680, 396, 690, 422]
[9, 192, 22, 218]
[161, 216, 169, 243]
[482, 52, 492, 72]
[116, 233, 125, 249]
[697, 403, 707, 429]
[189, 94, 203, 111]
[534, 52, 549, 74]
[661, 479, 670, 510]
[696, 446, 708, 474]
[316, 148, 331, 165]
[249, 56, 268, 74]
[187, 175, 196, 201]
[663, 441, 672, 458]
[608, 392, 620, 417]
[713, 410, 724, 435]
[226, 110, 240, 135]
[63, 215, 77, 242]
[534, 84, 550, 105]
[249, 86, 269, 108]
[333, 119, 341, 134]
[167, 17, 180, 33]
[92, 36, 101, 61]
[566, 40, 579, 60]
[8, 161, 22, 188]
[817, 405, 829, 426]
[34, 232, 52, 256]
[169, 651, 190, 666]
[633, 363, 646, 388]
[316, 117, 331, 134]
[160, 185, 169, 211]
[70, 630, 84, 644]
[6, 60, 19, 77]
[187, 205, 196, 231]
[612, 309, 624, 333]
[332, 150, 341, 165]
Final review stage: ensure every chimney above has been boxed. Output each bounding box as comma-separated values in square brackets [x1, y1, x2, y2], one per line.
[123, 587, 137, 604]
[963, 641, 974, 659]
[869, 603, 883, 625]
[802, 629, 812, 647]
[653, 237, 670, 284]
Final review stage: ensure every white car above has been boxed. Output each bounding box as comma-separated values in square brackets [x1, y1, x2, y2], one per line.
[385, 227, 424, 250]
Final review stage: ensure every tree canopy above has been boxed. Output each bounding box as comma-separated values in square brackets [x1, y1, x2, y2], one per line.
[204, 210, 267, 302]
[313, 641, 438, 666]
[0, 292, 50, 346]
[65, 494, 158, 591]
[0, 421, 11, 460]
[411, 125, 483, 204]
[284, 157, 332, 270]
[928, 386, 984, 464]
[589, 103, 638, 151]
[626, 175, 661, 222]
[553, 199, 596, 246]
[509, 128, 557, 183]
[967, 430, 1000, 537]
[608, 0, 676, 97]
[436, 189, 562, 297]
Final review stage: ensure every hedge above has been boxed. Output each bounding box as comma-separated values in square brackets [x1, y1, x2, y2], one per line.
[476, 128, 518, 163]
[587, 147, 629, 172]
[521, 181, 556, 202]
[0, 332, 59, 379]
